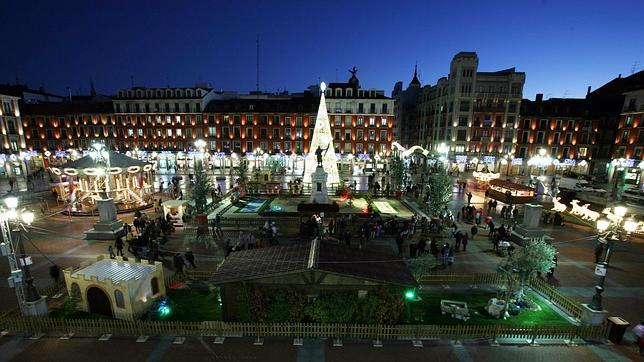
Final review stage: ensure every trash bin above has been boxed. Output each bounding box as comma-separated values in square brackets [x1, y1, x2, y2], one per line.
[607, 317, 630, 343]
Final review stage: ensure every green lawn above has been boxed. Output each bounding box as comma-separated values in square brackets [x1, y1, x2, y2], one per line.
[410, 291, 571, 326]
[150, 288, 221, 322]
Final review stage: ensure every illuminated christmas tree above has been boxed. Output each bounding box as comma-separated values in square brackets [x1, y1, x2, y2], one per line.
[303, 82, 339, 186]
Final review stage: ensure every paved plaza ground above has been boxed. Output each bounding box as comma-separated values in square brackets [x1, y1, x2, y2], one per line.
[0, 171, 643, 361]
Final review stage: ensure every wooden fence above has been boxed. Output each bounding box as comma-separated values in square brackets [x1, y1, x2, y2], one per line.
[0, 317, 609, 342]
[0, 272, 606, 342]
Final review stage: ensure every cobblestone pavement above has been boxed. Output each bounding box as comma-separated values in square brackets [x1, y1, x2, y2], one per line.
[0, 172, 643, 360]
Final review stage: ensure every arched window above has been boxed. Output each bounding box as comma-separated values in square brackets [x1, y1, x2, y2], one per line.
[346, 89, 353, 97]
[335, 88, 342, 97]
[151, 277, 159, 295]
[70, 283, 81, 303]
[114, 290, 125, 308]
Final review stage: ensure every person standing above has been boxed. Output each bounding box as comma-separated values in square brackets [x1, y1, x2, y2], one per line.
[454, 231, 462, 251]
[185, 248, 196, 269]
[467, 192, 473, 205]
[115, 236, 124, 256]
[173, 253, 184, 275]
[108, 245, 116, 259]
[49, 264, 61, 284]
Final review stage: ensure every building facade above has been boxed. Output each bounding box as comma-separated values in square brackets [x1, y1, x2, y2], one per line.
[392, 66, 422, 149]
[516, 95, 597, 175]
[417, 52, 525, 171]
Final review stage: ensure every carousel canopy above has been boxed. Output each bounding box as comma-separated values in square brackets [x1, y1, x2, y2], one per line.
[50, 151, 152, 177]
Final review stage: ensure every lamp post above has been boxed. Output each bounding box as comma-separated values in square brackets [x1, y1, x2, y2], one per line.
[437, 142, 449, 171]
[194, 139, 207, 169]
[0, 196, 46, 316]
[89, 142, 111, 197]
[588, 206, 638, 311]
[501, 153, 514, 176]
[254, 148, 264, 170]
[527, 148, 553, 177]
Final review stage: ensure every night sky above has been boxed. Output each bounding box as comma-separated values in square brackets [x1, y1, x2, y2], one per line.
[1, 0, 643, 99]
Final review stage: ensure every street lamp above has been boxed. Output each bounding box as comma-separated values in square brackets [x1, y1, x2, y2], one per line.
[437, 143, 449, 170]
[194, 139, 207, 168]
[527, 148, 553, 176]
[588, 205, 638, 311]
[0, 196, 47, 316]
[500, 153, 514, 176]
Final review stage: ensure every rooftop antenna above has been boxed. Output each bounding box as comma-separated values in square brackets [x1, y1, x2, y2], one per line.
[256, 34, 260, 97]
[631, 61, 640, 74]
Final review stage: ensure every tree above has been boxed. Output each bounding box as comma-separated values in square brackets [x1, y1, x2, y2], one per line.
[390, 155, 405, 191]
[425, 169, 453, 217]
[234, 162, 248, 190]
[191, 162, 212, 215]
[409, 254, 440, 282]
[500, 237, 556, 301]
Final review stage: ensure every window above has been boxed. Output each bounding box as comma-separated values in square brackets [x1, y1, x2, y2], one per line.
[176, 129, 182, 136]
[271, 115, 278, 125]
[334, 130, 341, 140]
[344, 143, 352, 153]
[380, 130, 387, 141]
[334, 116, 341, 126]
[284, 141, 291, 152]
[247, 128, 253, 138]
[381, 103, 388, 114]
[565, 133, 572, 144]
[458, 116, 468, 127]
[368, 130, 375, 140]
[567, 120, 574, 130]
[114, 290, 125, 308]
[523, 119, 531, 129]
[457, 130, 467, 141]
[550, 147, 558, 157]
[634, 147, 642, 159]
[553, 132, 560, 144]
[222, 127, 230, 138]
[534, 131, 544, 143]
[285, 116, 291, 126]
[345, 116, 352, 127]
[367, 143, 375, 153]
[562, 147, 569, 157]
[370, 103, 376, 113]
[621, 130, 629, 142]
[357, 129, 364, 140]
[309, 116, 316, 126]
[578, 147, 588, 157]
[296, 117, 303, 126]
[166, 129, 172, 137]
[233, 127, 240, 138]
[295, 128, 303, 139]
[625, 115, 633, 126]
[137, 129, 143, 137]
[381, 117, 387, 126]
[246, 114, 252, 124]
[285, 128, 291, 138]
[208, 127, 216, 137]
[357, 116, 364, 126]
[637, 131, 644, 144]
[459, 101, 470, 112]
[358, 103, 364, 113]
[345, 130, 352, 140]
[127, 129, 134, 137]
[273, 142, 281, 151]
[356, 143, 363, 153]
[260, 128, 267, 138]
[369, 117, 375, 126]
[234, 115, 241, 125]
[273, 128, 280, 139]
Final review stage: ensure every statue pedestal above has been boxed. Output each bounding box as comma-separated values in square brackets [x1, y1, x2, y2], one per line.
[85, 198, 125, 241]
[580, 304, 608, 326]
[23, 296, 48, 317]
[510, 204, 548, 245]
[310, 167, 330, 204]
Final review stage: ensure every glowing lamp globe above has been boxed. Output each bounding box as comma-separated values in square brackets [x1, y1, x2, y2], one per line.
[4, 197, 18, 209]
[404, 289, 416, 301]
[596, 219, 610, 232]
[614, 206, 627, 218]
[21, 211, 35, 225]
[623, 219, 638, 233]
[320, 82, 327, 92]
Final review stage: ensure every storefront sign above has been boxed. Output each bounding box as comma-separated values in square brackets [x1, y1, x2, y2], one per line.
[512, 157, 523, 165]
[483, 156, 496, 164]
[455, 155, 467, 163]
[358, 154, 370, 161]
[563, 158, 576, 166]
[622, 159, 635, 168]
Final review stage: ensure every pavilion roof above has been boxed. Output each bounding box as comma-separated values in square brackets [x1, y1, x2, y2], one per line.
[62, 150, 148, 169]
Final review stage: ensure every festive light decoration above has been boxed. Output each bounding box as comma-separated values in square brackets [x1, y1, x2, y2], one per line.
[551, 197, 567, 212]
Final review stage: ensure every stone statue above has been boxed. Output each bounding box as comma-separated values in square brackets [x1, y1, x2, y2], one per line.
[349, 66, 358, 77]
[315, 144, 330, 167]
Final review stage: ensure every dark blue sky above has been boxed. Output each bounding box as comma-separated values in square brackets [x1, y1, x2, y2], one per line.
[1, 0, 642, 99]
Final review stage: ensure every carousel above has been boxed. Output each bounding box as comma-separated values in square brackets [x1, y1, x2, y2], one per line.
[49, 147, 155, 215]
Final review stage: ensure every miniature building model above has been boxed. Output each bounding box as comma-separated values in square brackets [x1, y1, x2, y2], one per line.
[63, 255, 166, 320]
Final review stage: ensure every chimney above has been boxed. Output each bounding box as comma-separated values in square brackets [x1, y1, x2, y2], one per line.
[618, 74, 622, 78]
[536, 93, 543, 103]
[586, 86, 591, 95]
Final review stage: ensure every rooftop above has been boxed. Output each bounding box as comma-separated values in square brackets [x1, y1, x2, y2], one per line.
[212, 240, 417, 287]
[72, 258, 157, 283]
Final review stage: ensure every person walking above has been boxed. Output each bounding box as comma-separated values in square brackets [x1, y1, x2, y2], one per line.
[108, 245, 116, 259]
[467, 192, 473, 205]
[185, 248, 196, 269]
[462, 232, 469, 252]
[173, 253, 185, 275]
[470, 224, 478, 239]
[454, 231, 462, 251]
[115, 236, 124, 256]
